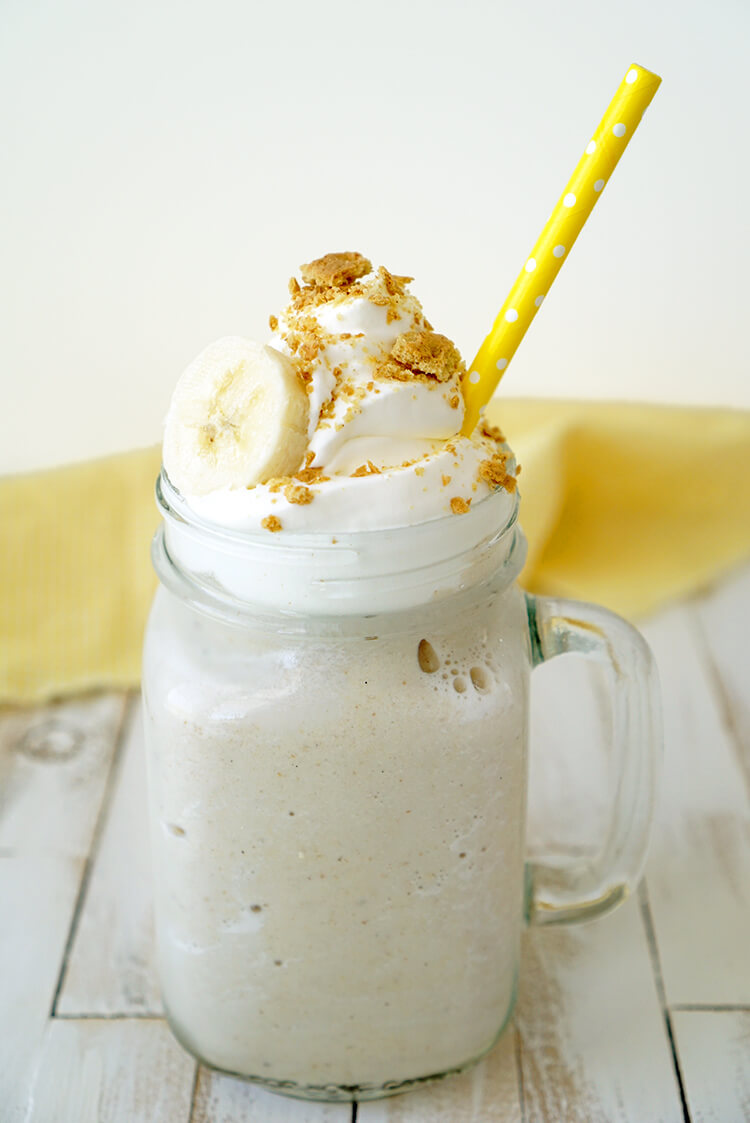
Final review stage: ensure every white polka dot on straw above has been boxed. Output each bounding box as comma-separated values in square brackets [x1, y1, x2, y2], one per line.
[594, 178, 605, 192]
[504, 309, 519, 322]
[525, 258, 536, 272]
[496, 358, 508, 371]
[585, 140, 597, 154]
[626, 68, 638, 84]
[553, 245, 566, 258]
[534, 295, 545, 307]
[469, 370, 480, 384]
[563, 193, 576, 207]
[613, 123, 626, 137]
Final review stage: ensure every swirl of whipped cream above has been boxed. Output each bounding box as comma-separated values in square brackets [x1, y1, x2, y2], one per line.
[185, 254, 518, 534]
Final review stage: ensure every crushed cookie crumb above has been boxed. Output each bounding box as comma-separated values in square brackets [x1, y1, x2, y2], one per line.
[350, 461, 382, 477]
[414, 466, 425, 477]
[442, 474, 452, 486]
[295, 465, 329, 485]
[378, 329, 463, 383]
[480, 421, 506, 444]
[478, 451, 518, 492]
[269, 314, 278, 332]
[300, 252, 372, 289]
[284, 483, 314, 505]
[261, 516, 283, 532]
[449, 393, 460, 409]
[299, 338, 322, 363]
[288, 277, 300, 296]
[450, 497, 471, 515]
[391, 330, 462, 381]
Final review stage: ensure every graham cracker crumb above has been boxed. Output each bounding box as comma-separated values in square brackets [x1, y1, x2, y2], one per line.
[478, 451, 518, 492]
[480, 421, 506, 444]
[449, 393, 460, 409]
[450, 496, 471, 515]
[295, 465, 329, 485]
[288, 277, 300, 296]
[381, 330, 463, 383]
[319, 396, 336, 420]
[284, 483, 314, 505]
[350, 461, 382, 477]
[414, 466, 425, 477]
[269, 314, 278, 332]
[300, 252, 372, 289]
[262, 516, 283, 532]
[442, 474, 452, 486]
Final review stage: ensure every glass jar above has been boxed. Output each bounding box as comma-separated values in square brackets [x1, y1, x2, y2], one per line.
[143, 471, 660, 1102]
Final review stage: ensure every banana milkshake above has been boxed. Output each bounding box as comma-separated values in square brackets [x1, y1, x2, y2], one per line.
[143, 253, 527, 1099]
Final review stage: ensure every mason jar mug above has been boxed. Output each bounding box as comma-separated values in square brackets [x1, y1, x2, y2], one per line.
[142, 471, 660, 1103]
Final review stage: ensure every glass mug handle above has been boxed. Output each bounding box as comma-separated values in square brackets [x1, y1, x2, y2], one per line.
[524, 593, 662, 927]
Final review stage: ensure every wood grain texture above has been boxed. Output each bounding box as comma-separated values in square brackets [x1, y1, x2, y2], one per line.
[58, 697, 161, 1015]
[641, 607, 750, 1006]
[0, 692, 126, 856]
[0, 855, 83, 1123]
[694, 564, 750, 794]
[191, 1066, 353, 1122]
[516, 896, 683, 1123]
[673, 1010, 750, 1123]
[356, 1029, 522, 1122]
[25, 1018, 195, 1123]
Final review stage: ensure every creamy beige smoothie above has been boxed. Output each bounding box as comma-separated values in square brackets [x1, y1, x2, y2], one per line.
[143, 566, 529, 1091]
[144, 252, 526, 1097]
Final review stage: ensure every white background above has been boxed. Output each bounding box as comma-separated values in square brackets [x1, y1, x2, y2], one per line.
[1, 0, 748, 474]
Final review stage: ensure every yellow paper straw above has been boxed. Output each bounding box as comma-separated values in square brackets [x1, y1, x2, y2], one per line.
[462, 63, 662, 435]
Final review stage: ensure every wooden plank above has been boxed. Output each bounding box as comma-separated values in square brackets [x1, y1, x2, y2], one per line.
[641, 606, 750, 1005]
[693, 563, 750, 791]
[0, 854, 83, 1123]
[25, 1018, 195, 1123]
[672, 1010, 750, 1123]
[516, 632, 681, 1118]
[0, 692, 126, 856]
[516, 895, 683, 1122]
[58, 697, 161, 1015]
[356, 1029, 522, 1122]
[192, 1066, 353, 1122]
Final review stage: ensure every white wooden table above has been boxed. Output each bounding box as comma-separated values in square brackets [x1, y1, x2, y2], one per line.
[2, 566, 749, 1122]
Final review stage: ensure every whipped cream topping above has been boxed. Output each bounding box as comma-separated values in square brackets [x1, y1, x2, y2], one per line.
[181, 254, 518, 534]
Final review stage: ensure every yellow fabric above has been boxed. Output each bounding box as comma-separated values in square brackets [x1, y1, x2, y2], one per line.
[2, 401, 749, 704]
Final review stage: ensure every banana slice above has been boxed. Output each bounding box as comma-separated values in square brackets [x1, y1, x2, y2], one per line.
[163, 336, 309, 496]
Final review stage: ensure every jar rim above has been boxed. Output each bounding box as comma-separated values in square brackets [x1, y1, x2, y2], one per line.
[156, 469, 520, 550]
[155, 469, 525, 620]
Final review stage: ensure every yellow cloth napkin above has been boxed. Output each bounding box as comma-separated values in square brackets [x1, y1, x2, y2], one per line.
[2, 401, 749, 704]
